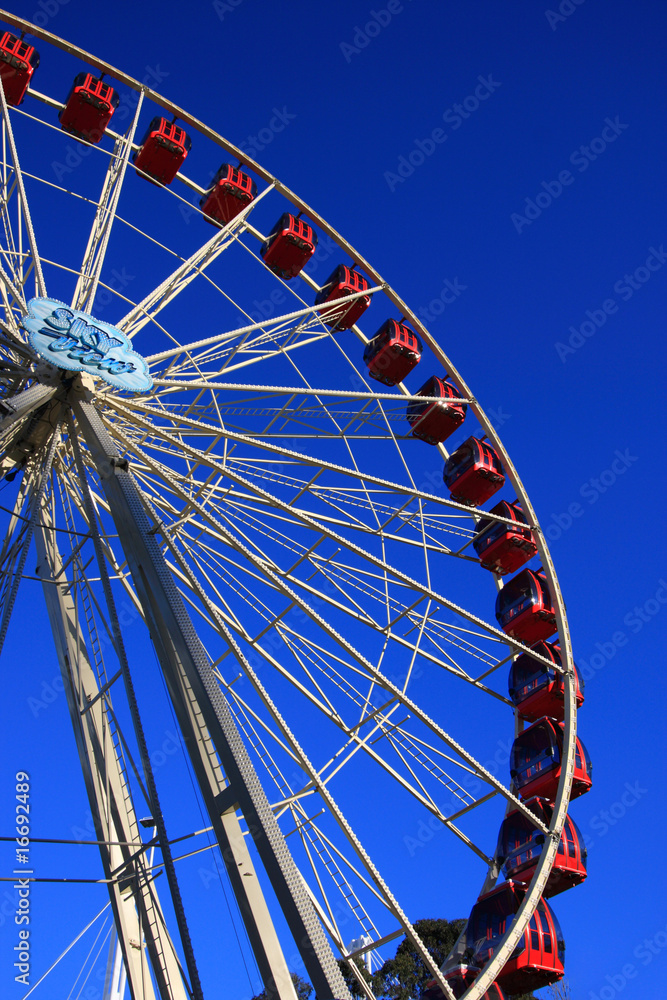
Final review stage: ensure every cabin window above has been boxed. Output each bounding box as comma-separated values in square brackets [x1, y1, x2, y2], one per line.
[539, 909, 552, 953]
[530, 915, 540, 950]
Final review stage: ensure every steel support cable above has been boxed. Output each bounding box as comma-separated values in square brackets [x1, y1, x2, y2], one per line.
[140, 500, 488, 1000]
[106, 395, 544, 548]
[135, 475, 509, 717]
[74, 398, 349, 1000]
[108, 421, 548, 840]
[20, 902, 112, 1000]
[72, 90, 144, 313]
[0, 16, 577, 994]
[102, 401, 557, 676]
[0, 416, 59, 654]
[228, 695, 383, 962]
[66, 918, 112, 1000]
[0, 78, 46, 298]
[150, 521, 459, 1000]
[68, 419, 205, 1000]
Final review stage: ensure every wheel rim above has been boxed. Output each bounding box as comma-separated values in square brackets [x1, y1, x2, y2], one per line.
[0, 12, 581, 1000]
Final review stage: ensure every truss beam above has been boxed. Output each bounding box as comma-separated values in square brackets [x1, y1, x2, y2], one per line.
[34, 508, 190, 1000]
[74, 394, 346, 1000]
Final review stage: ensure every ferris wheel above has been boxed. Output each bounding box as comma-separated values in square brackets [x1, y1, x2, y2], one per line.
[0, 11, 591, 1000]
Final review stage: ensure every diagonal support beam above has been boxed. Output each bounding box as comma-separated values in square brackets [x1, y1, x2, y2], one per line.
[118, 182, 275, 340]
[34, 507, 191, 1000]
[74, 395, 346, 1000]
[0, 422, 59, 655]
[0, 382, 56, 432]
[71, 91, 144, 313]
[0, 77, 46, 298]
[68, 421, 205, 1000]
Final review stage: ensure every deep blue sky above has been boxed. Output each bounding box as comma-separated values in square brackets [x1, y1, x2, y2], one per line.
[0, 2, 665, 998]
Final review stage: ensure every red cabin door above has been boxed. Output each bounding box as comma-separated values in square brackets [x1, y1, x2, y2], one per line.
[559, 819, 576, 869]
[527, 909, 557, 969]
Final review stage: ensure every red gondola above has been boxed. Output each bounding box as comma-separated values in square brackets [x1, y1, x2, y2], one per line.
[58, 73, 119, 143]
[363, 319, 422, 386]
[200, 164, 257, 226]
[467, 881, 565, 994]
[443, 437, 505, 506]
[0, 32, 39, 106]
[510, 717, 593, 801]
[314, 265, 371, 330]
[472, 500, 537, 575]
[260, 213, 318, 279]
[424, 966, 506, 1000]
[406, 376, 467, 445]
[509, 641, 585, 721]
[496, 797, 588, 897]
[495, 568, 556, 644]
[133, 116, 191, 186]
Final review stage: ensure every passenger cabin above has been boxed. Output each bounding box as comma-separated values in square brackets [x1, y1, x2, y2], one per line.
[314, 265, 371, 330]
[200, 164, 256, 226]
[133, 117, 191, 185]
[509, 717, 593, 801]
[0, 32, 39, 106]
[495, 568, 557, 644]
[467, 881, 565, 995]
[443, 436, 505, 506]
[406, 376, 467, 445]
[363, 319, 422, 386]
[424, 966, 506, 1000]
[472, 500, 537, 575]
[261, 213, 318, 279]
[509, 640, 585, 722]
[496, 797, 588, 897]
[59, 73, 119, 143]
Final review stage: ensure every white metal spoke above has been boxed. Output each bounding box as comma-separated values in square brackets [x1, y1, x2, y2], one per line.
[145, 286, 384, 367]
[106, 394, 527, 530]
[72, 92, 144, 312]
[0, 419, 59, 653]
[0, 77, 46, 298]
[98, 424, 546, 832]
[118, 182, 275, 339]
[102, 402, 540, 660]
[0, 18, 583, 1000]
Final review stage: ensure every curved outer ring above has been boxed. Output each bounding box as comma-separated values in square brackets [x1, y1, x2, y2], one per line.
[0, 10, 579, 998]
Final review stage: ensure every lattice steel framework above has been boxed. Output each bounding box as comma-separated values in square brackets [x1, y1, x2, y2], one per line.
[0, 11, 581, 1000]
